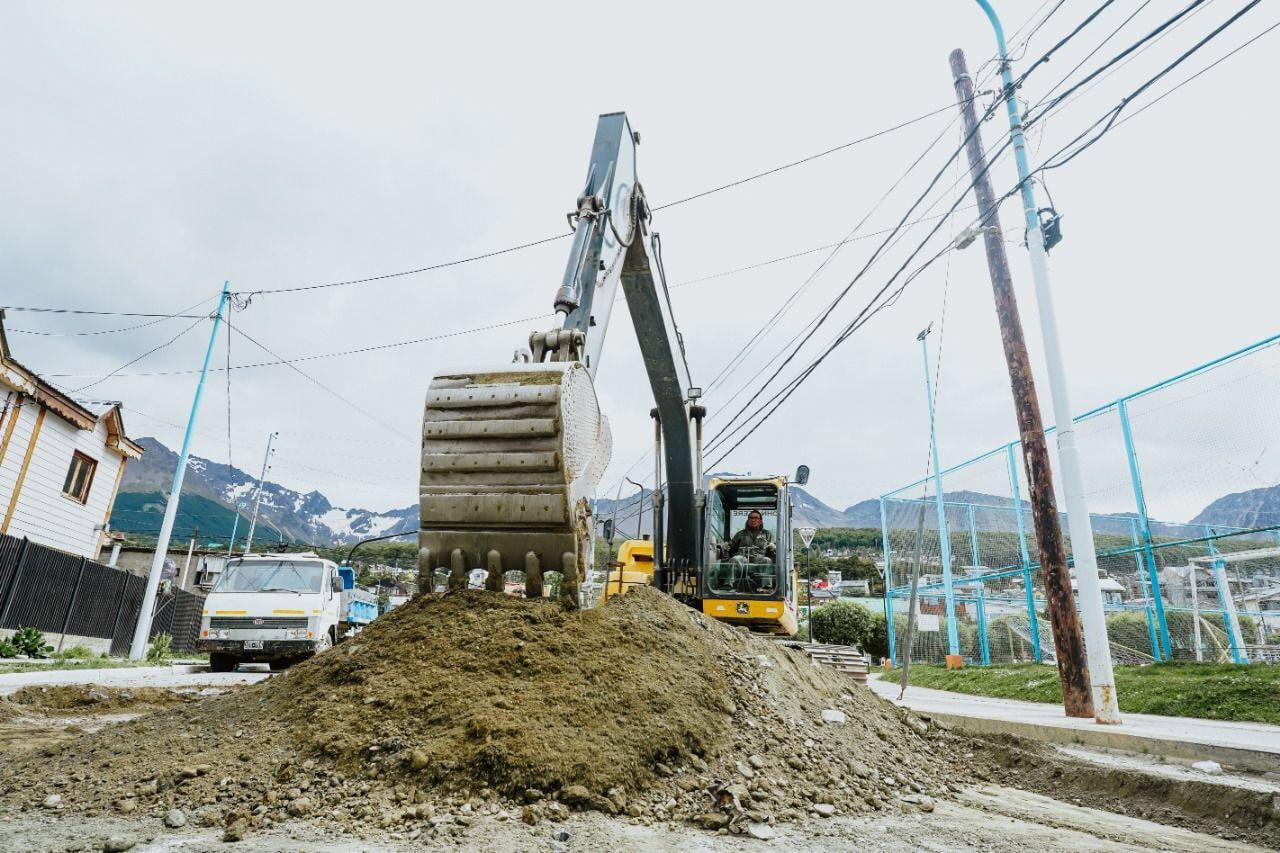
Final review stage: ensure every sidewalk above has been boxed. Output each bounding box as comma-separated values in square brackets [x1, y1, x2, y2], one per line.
[868, 675, 1280, 773]
[0, 664, 270, 696]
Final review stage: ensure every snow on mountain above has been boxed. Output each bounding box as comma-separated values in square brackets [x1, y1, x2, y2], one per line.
[119, 437, 416, 545]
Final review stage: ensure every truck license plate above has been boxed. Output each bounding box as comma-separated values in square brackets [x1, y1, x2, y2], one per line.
[244, 640, 263, 650]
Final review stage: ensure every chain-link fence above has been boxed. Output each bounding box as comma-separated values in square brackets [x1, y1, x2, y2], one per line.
[881, 332, 1280, 667]
[0, 533, 205, 654]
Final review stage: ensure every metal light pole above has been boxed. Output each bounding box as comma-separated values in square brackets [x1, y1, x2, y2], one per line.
[625, 477, 646, 538]
[918, 325, 960, 657]
[798, 526, 817, 641]
[972, 0, 1119, 722]
[243, 431, 278, 555]
[130, 282, 230, 659]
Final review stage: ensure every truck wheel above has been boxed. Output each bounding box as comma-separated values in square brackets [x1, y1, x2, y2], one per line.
[315, 632, 333, 656]
[209, 653, 238, 673]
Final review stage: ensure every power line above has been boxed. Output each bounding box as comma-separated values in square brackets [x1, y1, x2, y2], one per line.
[707, 1, 1270, 467]
[236, 104, 977, 298]
[6, 295, 217, 337]
[1024, 0, 1211, 126]
[230, 325, 416, 444]
[0, 305, 209, 319]
[703, 0, 1230, 456]
[1112, 16, 1279, 128]
[1033, 0, 1157, 109]
[703, 92, 1008, 451]
[701, 99, 967, 398]
[45, 313, 551, 380]
[598, 0, 1070, 504]
[1038, 0, 1264, 172]
[649, 103, 959, 212]
[71, 314, 209, 393]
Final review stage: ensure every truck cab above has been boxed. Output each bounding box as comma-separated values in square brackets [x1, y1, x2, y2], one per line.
[197, 552, 374, 672]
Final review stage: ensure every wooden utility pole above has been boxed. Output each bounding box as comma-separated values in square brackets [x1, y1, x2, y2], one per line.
[949, 48, 1093, 718]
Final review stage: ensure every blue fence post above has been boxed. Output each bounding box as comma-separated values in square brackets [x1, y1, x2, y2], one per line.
[1205, 527, 1247, 664]
[1117, 397, 1172, 660]
[1007, 442, 1041, 662]
[880, 497, 895, 666]
[967, 504, 990, 664]
[1130, 518, 1161, 661]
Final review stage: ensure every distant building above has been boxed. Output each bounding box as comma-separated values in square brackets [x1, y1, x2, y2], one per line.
[0, 313, 143, 558]
[838, 579, 871, 597]
[113, 543, 228, 592]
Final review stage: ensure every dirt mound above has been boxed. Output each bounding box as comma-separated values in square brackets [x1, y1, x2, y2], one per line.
[0, 588, 967, 840]
[10, 685, 205, 713]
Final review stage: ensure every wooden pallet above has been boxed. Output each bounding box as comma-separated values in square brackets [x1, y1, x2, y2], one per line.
[778, 641, 870, 685]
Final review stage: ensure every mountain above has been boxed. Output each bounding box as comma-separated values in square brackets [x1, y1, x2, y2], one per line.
[594, 483, 871, 534]
[116, 437, 416, 545]
[1192, 485, 1280, 530]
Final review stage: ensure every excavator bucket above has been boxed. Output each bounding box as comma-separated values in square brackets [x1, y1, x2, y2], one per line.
[418, 362, 610, 606]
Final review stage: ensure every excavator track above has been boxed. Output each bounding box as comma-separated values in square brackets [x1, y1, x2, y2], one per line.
[417, 362, 610, 606]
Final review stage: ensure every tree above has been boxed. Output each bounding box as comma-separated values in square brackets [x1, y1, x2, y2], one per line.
[810, 600, 888, 658]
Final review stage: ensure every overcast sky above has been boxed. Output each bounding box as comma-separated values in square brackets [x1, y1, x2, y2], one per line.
[2, 1, 1276, 526]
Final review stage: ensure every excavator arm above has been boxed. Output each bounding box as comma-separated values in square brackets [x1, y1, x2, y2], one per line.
[419, 111, 701, 605]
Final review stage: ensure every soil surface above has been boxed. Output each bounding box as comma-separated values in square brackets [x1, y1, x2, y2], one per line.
[0, 785, 1266, 851]
[0, 587, 1274, 849]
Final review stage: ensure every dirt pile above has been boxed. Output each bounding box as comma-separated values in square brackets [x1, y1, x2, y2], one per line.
[9, 685, 210, 713]
[0, 588, 968, 841]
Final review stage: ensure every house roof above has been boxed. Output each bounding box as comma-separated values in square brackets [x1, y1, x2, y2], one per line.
[0, 310, 144, 459]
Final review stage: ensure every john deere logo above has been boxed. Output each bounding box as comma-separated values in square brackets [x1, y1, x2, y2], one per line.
[736, 602, 749, 615]
[253, 618, 264, 626]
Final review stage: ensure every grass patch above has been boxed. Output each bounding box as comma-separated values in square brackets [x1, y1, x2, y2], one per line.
[0, 656, 206, 675]
[895, 662, 1280, 725]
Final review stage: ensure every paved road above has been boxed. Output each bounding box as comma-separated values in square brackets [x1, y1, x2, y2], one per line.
[0, 664, 271, 696]
[869, 674, 1280, 771]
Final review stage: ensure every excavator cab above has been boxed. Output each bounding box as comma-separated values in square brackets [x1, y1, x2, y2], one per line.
[701, 475, 798, 635]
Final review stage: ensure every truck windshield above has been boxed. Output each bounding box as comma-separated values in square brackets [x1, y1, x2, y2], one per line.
[214, 560, 325, 594]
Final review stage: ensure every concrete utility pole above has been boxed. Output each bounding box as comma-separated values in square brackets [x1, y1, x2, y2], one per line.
[243, 431, 277, 555]
[130, 282, 230, 660]
[949, 49, 1093, 719]
[968, 0, 1121, 724]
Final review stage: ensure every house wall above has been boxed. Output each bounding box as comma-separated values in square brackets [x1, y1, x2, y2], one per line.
[0, 389, 126, 558]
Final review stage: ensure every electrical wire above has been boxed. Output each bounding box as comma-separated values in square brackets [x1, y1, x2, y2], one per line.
[1024, 0, 1210, 126]
[5, 295, 218, 337]
[0, 306, 210, 319]
[1037, 0, 1263, 172]
[45, 314, 552, 380]
[70, 314, 209, 393]
[237, 104, 975, 297]
[1033, 0, 1157, 109]
[709, 1, 1271, 468]
[230, 325, 416, 444]
[701, 100, 968, 397]
[1112, 16, 1279, 128]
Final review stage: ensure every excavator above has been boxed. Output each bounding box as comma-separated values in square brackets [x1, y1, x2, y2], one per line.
[418, 112, 802, 635]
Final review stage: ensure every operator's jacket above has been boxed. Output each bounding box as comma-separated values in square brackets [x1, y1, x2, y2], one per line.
[728, 526, 775, 558]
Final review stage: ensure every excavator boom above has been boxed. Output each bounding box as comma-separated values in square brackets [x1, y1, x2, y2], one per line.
[419, 112, 699, 604]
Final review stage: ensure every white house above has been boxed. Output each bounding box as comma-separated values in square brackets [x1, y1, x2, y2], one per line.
[0, 312, 144, 558]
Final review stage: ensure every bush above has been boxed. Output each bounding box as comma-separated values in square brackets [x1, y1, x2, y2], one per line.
[10, 627, 52, 659]
[811, 600, 888, 658]
[0, 640, 18, 659]
[55, 644, 95, 660]
[146, 633, 173, 665]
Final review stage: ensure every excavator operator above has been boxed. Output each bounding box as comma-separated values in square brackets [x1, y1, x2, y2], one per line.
[728, 511, 776, 567]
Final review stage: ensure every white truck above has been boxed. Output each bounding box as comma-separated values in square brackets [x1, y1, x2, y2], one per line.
[197, 552, 377, 672]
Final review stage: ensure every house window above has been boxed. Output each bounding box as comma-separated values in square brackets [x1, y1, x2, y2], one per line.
[62, 451, 97, 504]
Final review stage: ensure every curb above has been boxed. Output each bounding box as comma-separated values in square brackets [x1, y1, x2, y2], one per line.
[923, 710, 1280, 774]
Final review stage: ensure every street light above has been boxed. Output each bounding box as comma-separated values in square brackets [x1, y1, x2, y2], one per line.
[970, 0, 1119, 723]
